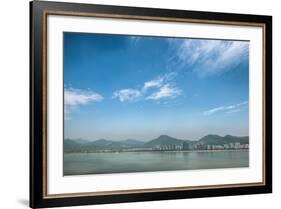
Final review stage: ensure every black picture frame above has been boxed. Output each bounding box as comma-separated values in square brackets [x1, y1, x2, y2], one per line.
[30, 1, 272, 208]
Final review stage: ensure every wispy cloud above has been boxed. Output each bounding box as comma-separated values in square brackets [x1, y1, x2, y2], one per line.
[113, 73, 181, 102]
[226, 108, 242, 114]
[169, 39, 249, 77]
[204, 101, 248, 116]
[146, 84, 181, 100]
[113, 88, 142, 102]
[129, 36, 141, 45]
[65, 87, 103, 119]
[142, 77, 164, 91]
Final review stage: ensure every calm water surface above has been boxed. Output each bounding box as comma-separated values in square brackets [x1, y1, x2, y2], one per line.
[64, 150, 249, 176]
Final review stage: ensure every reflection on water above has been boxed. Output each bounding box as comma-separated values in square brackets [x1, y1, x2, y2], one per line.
[63, 150, 249, 176]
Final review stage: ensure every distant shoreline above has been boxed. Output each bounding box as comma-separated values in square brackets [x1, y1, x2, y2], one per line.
[64, 149, 249, 154]
[65, 135, 249, 154]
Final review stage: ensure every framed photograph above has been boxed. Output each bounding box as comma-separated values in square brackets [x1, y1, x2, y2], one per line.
[30, 1, 272, 208]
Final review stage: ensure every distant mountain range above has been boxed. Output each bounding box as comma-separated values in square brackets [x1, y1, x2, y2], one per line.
[198, 134, 249, 145]
[145, 135, 187, 147]
[64, 134, 249, 153]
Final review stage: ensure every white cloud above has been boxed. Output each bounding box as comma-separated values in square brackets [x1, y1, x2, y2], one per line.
[226, 108, 242, 114]
[113, 89, 142, 102]
[170, 39, 249, 77]
[129, 36, 141, 45]
[64, 87, 103, 118]
[113, 73, 181, 102]
[146, 84, 181, 100]
[142, 72, 177, 92]
[142, 77, 164, 91]
[204, 101, 248, 116]
[65, 88, 103, 106]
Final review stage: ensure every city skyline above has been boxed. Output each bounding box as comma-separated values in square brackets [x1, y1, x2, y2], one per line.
[63, 32, 249, 141]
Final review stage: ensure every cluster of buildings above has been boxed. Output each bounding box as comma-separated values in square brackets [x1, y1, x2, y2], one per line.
[153, 144, 183, 151]
[184, 142, 249, 150]
[152, 142, 249, 151]
[209, 143, 249, 150]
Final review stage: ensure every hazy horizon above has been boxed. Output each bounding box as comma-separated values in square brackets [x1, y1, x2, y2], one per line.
[64, 33, 249, 141]
[64, 133, 250, 143]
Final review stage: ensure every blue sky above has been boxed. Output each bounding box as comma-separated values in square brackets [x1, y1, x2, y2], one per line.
[64, 32, 249, 141]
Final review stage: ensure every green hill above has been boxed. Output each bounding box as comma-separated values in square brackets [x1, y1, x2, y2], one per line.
[145, 135, 185, 147]
[199, 134, 249, 145]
